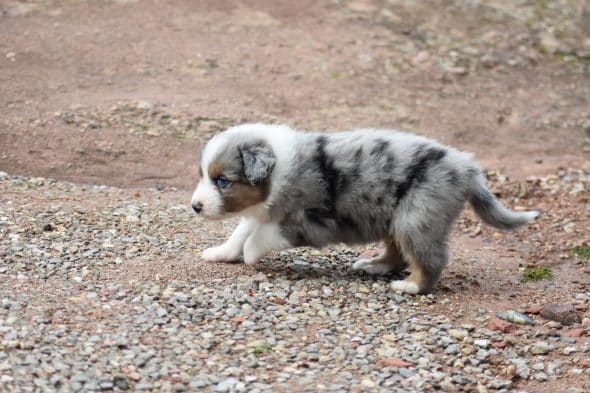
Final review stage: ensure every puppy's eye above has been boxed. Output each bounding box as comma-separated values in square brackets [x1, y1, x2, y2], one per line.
[215, 176, 231, 189]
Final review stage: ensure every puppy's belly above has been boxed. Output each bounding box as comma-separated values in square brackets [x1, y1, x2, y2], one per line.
[279, 209, 389, 248]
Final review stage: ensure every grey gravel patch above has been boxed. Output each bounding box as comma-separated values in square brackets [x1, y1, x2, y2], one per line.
[0, 172, 588, 391]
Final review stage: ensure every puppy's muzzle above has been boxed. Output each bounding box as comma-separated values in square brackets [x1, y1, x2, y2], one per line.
[192, 202, 203, 214]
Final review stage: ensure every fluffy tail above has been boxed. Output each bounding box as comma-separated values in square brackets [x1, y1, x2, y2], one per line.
[469, 173, 539, 230]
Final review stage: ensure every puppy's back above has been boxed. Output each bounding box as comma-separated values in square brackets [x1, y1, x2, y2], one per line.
[273, 129, 478, 246]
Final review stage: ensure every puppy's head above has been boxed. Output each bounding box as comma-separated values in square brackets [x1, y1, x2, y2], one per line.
[191, 132, 276, 219]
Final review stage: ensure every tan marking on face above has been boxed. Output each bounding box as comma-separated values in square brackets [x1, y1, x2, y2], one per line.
[208, 161, 224, 180]
[203, 157, 269, 214]
[222, 182, 268, 213]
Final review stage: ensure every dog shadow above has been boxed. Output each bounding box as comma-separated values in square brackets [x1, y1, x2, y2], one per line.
[254, 255, 408, 284]
[247, 253, 479, 296]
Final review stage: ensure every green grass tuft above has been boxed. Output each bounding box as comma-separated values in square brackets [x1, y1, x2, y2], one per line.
[571, 244, 590, 258]
[251, 342, 272, 355]
[329, 71, 343, 79]
[522, 266, 552, 283]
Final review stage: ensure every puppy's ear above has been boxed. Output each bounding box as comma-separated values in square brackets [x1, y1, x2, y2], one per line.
[239, 142, 276, 185]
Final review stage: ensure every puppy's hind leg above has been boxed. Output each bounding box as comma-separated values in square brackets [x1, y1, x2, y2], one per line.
[201, 217, 255, 262]
[391, 231, 449, 295]
[352, 241, 408, 276]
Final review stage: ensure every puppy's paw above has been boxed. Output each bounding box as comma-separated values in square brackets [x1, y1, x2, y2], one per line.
[201, 245, 241, 262]
[243, 237, 266, 265]
[242, 248, 260, 266]
[352, 258, 393, 275]
[352, 258, 371, 270]
[390, 279, 420, 295]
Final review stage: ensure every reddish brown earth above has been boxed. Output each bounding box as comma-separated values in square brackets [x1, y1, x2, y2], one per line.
[2, 0, 588, 189]
[1, 1, 589, 391]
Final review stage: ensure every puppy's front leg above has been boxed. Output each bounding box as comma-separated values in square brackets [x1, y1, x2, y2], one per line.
[243, 223, 291, 265]
[201, 218, 256, 262]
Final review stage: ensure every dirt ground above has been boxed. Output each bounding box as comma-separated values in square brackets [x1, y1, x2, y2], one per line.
[1, 0, 590, 392]
[2, 0, 589, 189]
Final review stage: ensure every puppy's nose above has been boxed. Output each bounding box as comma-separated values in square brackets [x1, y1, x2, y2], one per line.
[192, 202, 203, 214]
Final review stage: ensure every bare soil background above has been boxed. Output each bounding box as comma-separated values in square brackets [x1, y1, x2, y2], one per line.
[2, 0, 589, 189]
[1, 1, 589, 392]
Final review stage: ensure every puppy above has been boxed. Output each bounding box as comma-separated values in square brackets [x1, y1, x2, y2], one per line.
[191, 123, 539, 294]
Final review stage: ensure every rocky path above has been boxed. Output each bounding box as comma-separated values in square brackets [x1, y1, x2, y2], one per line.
[1, 0, 589, 392]
[1, 169, 589, 392]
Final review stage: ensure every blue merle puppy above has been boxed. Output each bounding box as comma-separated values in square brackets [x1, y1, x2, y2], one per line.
[191, 123, 539, 294]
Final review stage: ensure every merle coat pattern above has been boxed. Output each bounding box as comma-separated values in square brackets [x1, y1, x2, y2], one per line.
[191, 124, 539, 294]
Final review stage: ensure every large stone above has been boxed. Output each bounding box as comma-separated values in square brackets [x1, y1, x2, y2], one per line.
[99, 379, 114, 390]
[525, 305, 542, 315]
[530, 341, 554, 355]
[448, 329, 468, 341]
[360, 379, 376, 388]
[114, 375, 130, 390]
[492, 340, 509, 349]
[565, 328, 584, 338]
[377, 358, 413, 368]
[496, 310, 536, 325]
[540, 304, 581, 326]
[510, 358, 530, 379]
[487, 318, 516, 333]
[215, 378, 238, 393]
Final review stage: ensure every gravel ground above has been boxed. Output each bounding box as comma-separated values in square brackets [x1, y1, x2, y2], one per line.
[1, 170, 589, 392]
[1, 1, 589, 391]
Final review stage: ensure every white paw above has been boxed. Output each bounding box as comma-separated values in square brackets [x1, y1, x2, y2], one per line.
[243, 254, 259, 266]
[201, 244, 241, 262]
[352, 258, 372, 271]
[242, 244, 258, 265]
[390, 280, 420, 295]
[352, 258, 392, 275]
[242, 247, 260, 265]
[243, 236, 266, 265]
